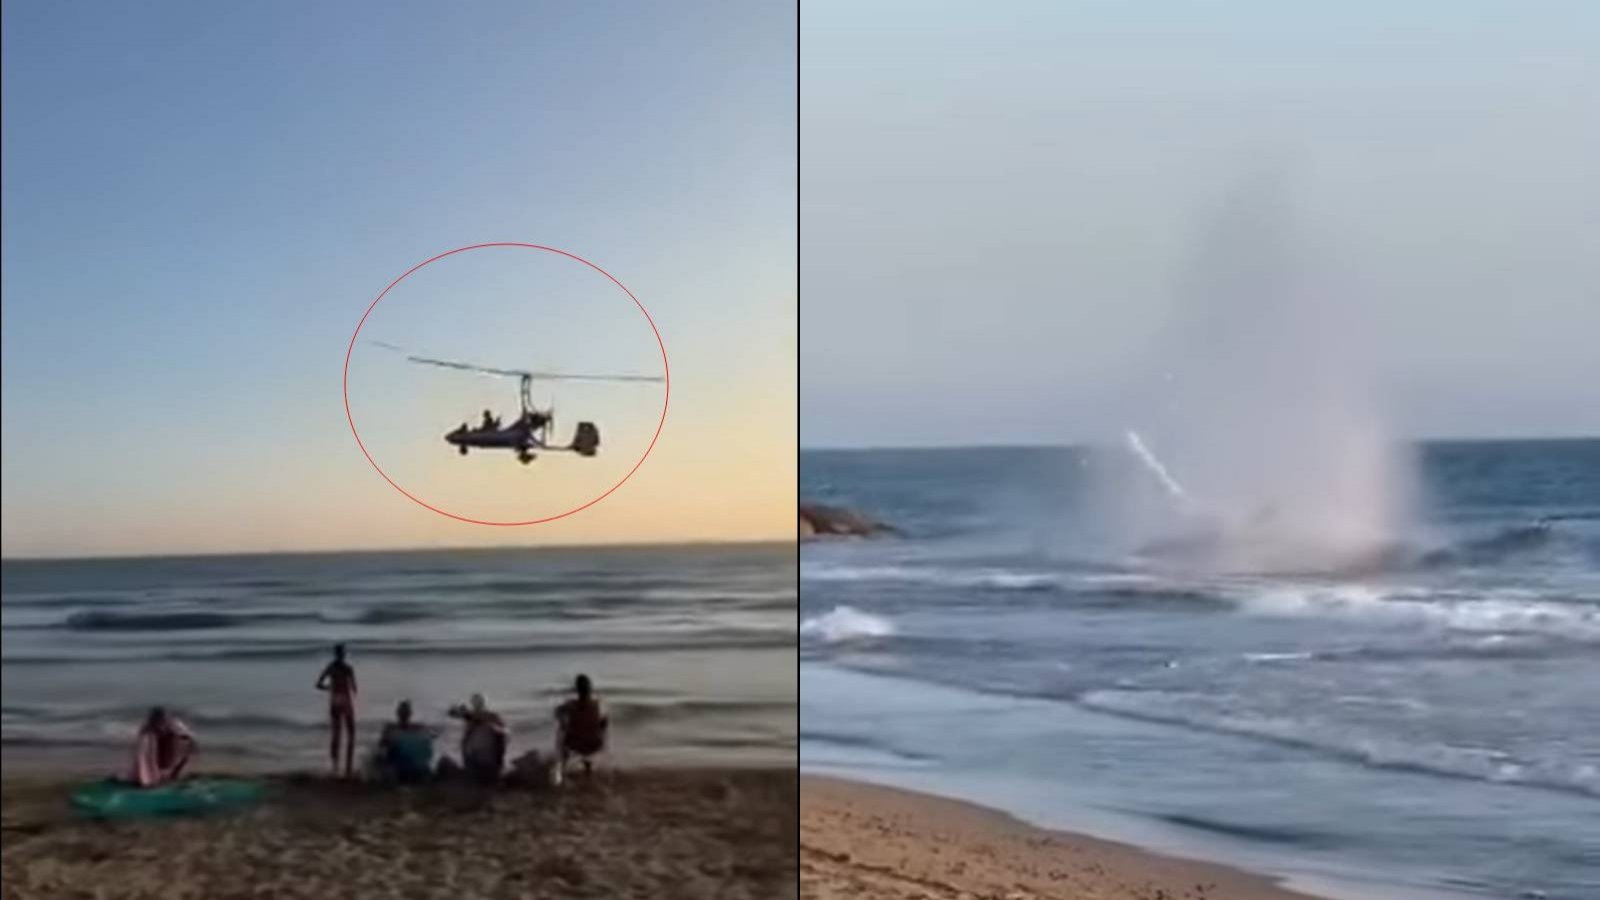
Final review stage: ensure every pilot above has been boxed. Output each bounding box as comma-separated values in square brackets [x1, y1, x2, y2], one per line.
[481, 410, 496, 431]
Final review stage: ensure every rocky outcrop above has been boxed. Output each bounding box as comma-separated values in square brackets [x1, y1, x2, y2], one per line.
[800, 503, 894, 540]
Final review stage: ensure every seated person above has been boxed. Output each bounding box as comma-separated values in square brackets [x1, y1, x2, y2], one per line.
[448, 693, 508, 783]
[555, 674, 609, 775]
[374, 700, 436, 784]
[128, 706, 196, 787]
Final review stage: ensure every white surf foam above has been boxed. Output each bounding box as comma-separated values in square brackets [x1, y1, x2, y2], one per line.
[800, 605, 896, 643]
[1242, 651, 1315, 663]
[1079, 688, 1600, 798]
[801, 563, 1057, 591]
[1229, 584, 1600, 641]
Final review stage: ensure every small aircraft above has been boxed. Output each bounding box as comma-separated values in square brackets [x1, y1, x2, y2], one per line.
[385, 347, 663, 464]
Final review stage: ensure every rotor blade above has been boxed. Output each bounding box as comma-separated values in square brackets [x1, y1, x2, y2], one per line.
[367, 341, 529, 378]
[526, 371, 664, 383]
[405, 356, 531, 379]
[367, 341, 657, 382]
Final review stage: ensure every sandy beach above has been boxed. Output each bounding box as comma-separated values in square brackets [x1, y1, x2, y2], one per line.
[1, 767, 797, 900]
[801, 776, 1321, 900]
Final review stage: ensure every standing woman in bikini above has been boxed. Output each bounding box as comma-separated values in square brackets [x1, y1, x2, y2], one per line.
[315, 643, 358, 778]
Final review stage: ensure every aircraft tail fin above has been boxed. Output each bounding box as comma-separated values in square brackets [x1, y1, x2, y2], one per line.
[572, 422, 600, 457]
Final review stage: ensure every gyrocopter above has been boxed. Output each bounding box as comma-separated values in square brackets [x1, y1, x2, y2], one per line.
[377, 344, 663, 465]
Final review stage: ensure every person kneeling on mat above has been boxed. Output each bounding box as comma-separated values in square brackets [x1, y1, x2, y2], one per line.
[129, 706, 196, 787]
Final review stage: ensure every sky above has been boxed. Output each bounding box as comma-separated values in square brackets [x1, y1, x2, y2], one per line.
[801, 0, 1599, 448]
[2, 0, 796, 557]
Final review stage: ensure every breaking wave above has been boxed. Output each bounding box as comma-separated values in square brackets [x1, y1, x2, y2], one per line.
[3, 629, 799, 665]
[801, 606, 896, 643]
[801, 563, 1057, 591]
[1229, 584, 1600, 642]
[1079, 689, 1600, 799]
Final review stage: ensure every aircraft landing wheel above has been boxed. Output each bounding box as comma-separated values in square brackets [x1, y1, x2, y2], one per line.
[517, 451, 534, 465]
[459, 445, 469, 456]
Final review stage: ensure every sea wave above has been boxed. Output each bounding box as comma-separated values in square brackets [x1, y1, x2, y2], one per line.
[681, 734, 799, 752]
[0, 732, 280, 758]
[1242, 652, 1316, 663]
[1307, 633, 1600, 664]
[1128, 519, 1598, 578]
[2, 630, 799, 665]
[1, 592, 145, 609]
[6, 698, 792, 735]
[1078, 688, 1600, 799]
[800, 728, 936, 766]
[801, 563, 1058, 591]
[608, 698, 797, 726]
[64, 610, 319, 631]
[1417, 521, 1598, 569]
[1230, 585, 1600, 641]
[1152, 813, 1345, 848]
[2, 698, 794, 761]
[11, 591, 793, 632]
[334, 606, 439, 625]
[800, 606, 895, 643]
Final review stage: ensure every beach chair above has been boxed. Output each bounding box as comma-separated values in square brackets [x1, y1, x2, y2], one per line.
[557, 712, 610, 780]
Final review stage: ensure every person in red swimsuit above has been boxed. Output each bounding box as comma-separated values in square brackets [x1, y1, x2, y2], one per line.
[315, 643, 358, 778]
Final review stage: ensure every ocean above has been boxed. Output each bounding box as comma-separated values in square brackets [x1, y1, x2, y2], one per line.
[800, 440, 1599, 900]
[2, 543, 797, 772]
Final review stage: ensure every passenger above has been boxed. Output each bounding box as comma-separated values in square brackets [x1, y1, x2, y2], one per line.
[128, 706, 196, 787]
[448, 693, 508, 783]
[374, 701, 436, 784]
[314, 643, 358, 778]
[555, 674, 608, 776]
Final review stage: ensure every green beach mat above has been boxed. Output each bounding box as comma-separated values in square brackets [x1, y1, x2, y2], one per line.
[71, 778, 265, 819]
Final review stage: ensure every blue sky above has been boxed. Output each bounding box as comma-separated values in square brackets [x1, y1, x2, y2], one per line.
[802, 0, 1599, 447]
[3, 1, 796, 556]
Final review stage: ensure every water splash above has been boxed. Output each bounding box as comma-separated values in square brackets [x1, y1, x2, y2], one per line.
[1099, 169, 1417, 573]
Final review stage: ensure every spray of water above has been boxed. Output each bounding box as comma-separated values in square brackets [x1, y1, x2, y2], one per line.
[1100, 170, 1416, 574]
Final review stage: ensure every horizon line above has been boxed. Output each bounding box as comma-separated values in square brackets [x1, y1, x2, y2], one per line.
[799, 433, 1600, 453]
[0, 535, 796, 565]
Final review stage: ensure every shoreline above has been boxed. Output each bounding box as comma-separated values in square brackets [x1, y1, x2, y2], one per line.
[0, 745, 796, 781]
[802, 775, 1332, 900]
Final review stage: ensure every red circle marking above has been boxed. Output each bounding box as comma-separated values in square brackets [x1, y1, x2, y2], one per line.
[343, 243, 669, 525]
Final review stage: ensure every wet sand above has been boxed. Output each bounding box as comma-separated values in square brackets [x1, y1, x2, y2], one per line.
[1, 768, 797, 900]
[802, 776, 1323, 900]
